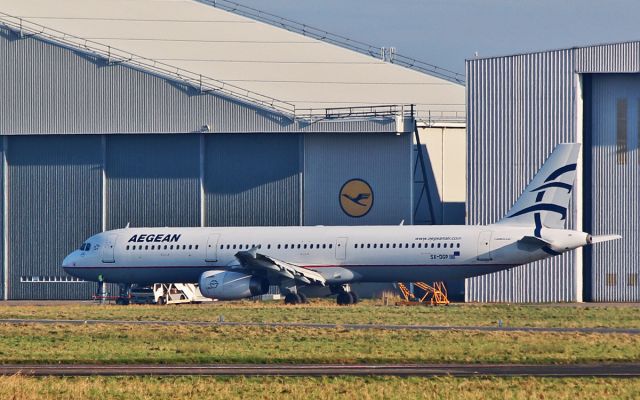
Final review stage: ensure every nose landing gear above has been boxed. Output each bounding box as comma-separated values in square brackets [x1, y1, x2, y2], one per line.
[333, 284, 359, 306]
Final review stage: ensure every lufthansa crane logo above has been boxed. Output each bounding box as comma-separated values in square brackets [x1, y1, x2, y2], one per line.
[339, 179, 374, 218]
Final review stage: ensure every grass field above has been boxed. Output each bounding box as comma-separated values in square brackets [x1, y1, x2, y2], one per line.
[1, 376, 640, 400]
[1, 322, 639, 365]
[2, 300, 640, 328]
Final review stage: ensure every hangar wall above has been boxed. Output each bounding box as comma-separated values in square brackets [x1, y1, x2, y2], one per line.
[8, 136, 103, 299]
[0, 26, 415, 299]
[107, 135, 201, 229]
[587, 73, 640, 301]
[303, 133, 412, 226]
[466, 41, 640, 302]
[415, 126, 466, 225]
[204, 134, 302, 227]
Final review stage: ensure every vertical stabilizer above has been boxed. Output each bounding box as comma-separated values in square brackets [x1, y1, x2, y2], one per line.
[498, 143, 581, 229]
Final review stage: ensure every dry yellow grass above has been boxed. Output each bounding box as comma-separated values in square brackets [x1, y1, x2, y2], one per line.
[0, 375, 639, 400]
[2, 301, 640, 329]
[0, 323, 639, 365]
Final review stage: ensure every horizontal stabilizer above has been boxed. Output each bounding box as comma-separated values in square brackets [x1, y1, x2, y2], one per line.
[519, 235, 553, 247]
[591, 234, 622, 244]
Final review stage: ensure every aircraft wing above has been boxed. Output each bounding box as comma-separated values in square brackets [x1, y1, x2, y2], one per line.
[234, 249, 326, 286]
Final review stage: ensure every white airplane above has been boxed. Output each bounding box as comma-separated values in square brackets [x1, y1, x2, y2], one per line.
[62, 143, 620, 305]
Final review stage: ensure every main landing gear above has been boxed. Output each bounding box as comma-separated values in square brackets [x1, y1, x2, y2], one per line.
[284, 292, 308, 305]
[333, 284, 359, 306]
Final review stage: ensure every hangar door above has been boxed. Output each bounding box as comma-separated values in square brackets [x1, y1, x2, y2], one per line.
[588, 74, 640, 301]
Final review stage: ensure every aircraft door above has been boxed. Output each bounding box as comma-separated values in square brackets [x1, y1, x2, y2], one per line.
[477, 231, 493, 261]
[335, 237, 347, 260]
[206, 234, 220, 262]
[101, 234, 117, 263]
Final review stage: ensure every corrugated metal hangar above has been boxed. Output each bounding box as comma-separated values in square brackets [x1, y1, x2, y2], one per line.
[466, 41, 640, 302]
[0, 0, 465, 299]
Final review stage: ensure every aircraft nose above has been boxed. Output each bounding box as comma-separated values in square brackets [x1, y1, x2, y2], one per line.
[61, 252, 77, 269]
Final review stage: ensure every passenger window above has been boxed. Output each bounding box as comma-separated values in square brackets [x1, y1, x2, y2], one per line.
[365, 244, 370, 249]
[126, 245, 129, 250]
[443, 243, 447, 248]
[392, 244, 396, 248]
[405, 244, 409, 248]
[323, 244, 326, 249]
[354, 244, 358, 249]
[145, 245, 149, 250]
[164, 245, 167, 250]
[457, 243, 460, 248]
[226, 245, 230, 249]
[431, 243, 435, 248]
[304, 244, 307, 249]
[233, 245, 236, 249]
[189, 245, 192, 250]
[418, 243, 422, 248]
[386, 244, 390, 248]
[373, 244, 377, 248]
[151, 245, 155, 250]
[437, 243, 441, 248]
[170, 245, 174, 250]
[220, 244, 223, 249]
[451, 243, 454, 248]
[267, 244, 271, 249]
[183, 245, 186, 250]
[277, 244, 281, 249]
[411, 243, 415, 248]
[329, 244, 333, 249]
[285, 244, 289, 249]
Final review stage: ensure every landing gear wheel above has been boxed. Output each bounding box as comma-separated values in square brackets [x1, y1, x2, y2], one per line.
[284, 293, 302, 305]
[349, 292, 359, 304]
[298, 293, 308, 304]
[337, 292, 354, 306]
[157, 296, 166, 306]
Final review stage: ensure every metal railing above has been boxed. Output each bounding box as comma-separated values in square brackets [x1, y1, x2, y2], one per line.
[0, 12, 298, 116]
[200, 0, 465, 84]
[416, 110, 466, 125]
[298, 104, 416, 121]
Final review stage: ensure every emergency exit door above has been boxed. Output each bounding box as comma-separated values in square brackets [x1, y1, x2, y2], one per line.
[335, 237, 347, 260]
[206, 234, 220, 262]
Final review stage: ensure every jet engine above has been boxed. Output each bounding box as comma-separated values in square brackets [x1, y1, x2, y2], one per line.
[199, 270, 269, 300]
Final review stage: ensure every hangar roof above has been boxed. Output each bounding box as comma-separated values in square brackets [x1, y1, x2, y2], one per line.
[0, 0, 464, 123]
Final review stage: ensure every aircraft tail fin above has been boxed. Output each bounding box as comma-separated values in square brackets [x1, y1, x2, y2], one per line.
[498, 143, 581, 229]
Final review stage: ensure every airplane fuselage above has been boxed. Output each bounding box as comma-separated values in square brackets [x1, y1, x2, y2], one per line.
[62, 224, 586, 285]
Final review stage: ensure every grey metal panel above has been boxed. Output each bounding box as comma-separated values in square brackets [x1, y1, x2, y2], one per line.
[0, 28, 397, 135]
[304, 133, 412, 226]
[465, 50, 578, 302]
[576, 42, 640, 73]
[590, 74, 640, 301]
[106, 135, 200, 229]
[7, 135, 102, 299]
[204, 134, 301, 226]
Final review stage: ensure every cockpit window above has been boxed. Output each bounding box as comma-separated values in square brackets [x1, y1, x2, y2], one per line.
[79, 243, 90, 251]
